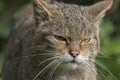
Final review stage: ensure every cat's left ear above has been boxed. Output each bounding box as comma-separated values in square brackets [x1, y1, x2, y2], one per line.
[33, 0, 55, 17]
[33, 0, 59, 23]
[87, 0, 113, 21]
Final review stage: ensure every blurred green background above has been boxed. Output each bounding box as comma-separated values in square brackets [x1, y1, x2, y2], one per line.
[0, 0, 120, 80]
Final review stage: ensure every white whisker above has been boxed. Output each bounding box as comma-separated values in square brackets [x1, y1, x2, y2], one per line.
[33, 59, 57, 80]
[95, 61, 118, 80]
[48, 59, 63, 80]
[10, 53, 55, 62]
[99, 51, 110, 59]
[38, 56, 60, 67]
[97, 68, 108, 80]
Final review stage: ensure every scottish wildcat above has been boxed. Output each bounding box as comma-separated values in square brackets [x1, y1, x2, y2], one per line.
[2, 0, 113, 80]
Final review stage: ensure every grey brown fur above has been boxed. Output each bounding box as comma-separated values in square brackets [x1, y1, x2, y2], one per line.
[2, 0, 113, 80]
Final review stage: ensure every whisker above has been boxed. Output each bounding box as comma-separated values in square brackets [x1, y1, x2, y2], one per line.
[95, 61, 118, 80]
[38, 56, 60, 67]
[99, 50, 110, 59]
[48, 59, 63, 80]
[31, 46, 55, 52]
[96, 56, 110, 59]
[84, 61, 96, 72]
[10, 53, 55, 62]
[97, 68, 108, 80]
[90, 59, 117, 80]
[39, 59, 59, 79]
[32, 46, 55, 51]
[83, 61, 97, 79]
[33, 59, 58, 80]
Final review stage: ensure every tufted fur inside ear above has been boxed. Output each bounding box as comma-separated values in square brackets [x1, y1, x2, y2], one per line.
[87, 0, 113, 20]
[33, 0, 58, 22]
[33, 0, 54, 16]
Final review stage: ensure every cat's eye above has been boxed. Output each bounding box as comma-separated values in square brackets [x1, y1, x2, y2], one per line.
[82, 38, 91, 43]
[54, 35, 66, 41]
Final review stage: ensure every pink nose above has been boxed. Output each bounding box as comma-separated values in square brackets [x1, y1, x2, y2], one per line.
[69, 51, 79, 57]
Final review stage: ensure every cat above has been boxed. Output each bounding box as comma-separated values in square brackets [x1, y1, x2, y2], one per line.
[2, 0, 113, 80]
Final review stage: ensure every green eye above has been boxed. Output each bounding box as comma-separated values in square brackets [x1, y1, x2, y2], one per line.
[82, 38, 91, 43]
[54, 35, 66, 41]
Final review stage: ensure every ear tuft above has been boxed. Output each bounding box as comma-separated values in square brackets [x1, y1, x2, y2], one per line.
[33, 0, 54, 16]
[87, 0, 113, 20]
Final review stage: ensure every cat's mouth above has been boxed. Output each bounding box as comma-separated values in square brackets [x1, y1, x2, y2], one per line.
[70, 59, 78, 63]
[59, 55, 87, 70]
[65, 58, 80, 66]
[63, 53, 86, 64]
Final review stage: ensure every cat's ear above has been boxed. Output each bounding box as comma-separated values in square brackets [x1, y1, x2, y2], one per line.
[33, 0, 57, 21]
[87, 0, 113, 21]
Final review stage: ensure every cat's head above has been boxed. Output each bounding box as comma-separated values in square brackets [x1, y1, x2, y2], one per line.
[33, 0, 113, 69]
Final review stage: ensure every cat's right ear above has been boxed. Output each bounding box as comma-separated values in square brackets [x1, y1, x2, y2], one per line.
[86, 0, 113, 21]
[33, 0, 56, 21]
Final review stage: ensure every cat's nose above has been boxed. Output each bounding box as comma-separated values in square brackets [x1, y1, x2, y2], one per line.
[69, 51, 79, 57]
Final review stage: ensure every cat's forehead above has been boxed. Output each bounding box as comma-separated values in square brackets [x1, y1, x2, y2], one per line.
[41, 3, 98, 39]
[56, 4, 96, 36]
[49, 15, 97, 40]
[56, 3, 92, 29]
[59, 3, 86, 20]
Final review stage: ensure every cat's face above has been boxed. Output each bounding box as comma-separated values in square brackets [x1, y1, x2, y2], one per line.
[33, 0, 112, 70]
[37, 13, 99, 69]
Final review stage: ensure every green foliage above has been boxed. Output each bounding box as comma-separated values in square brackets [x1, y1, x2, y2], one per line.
[0, 1, 6, 13]
[96, 20, 120, 80]
[0, 21, 11, 39]
[101, 21, 120, 54]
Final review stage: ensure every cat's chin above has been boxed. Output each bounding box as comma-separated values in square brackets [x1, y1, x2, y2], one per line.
[67, 62, 80, 70]
[59, 62, 81, 71]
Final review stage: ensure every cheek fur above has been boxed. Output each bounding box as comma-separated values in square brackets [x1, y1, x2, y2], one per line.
[81, 41, 98, 56]
[75, 55, 86, 63]
[63, 53, 73, 62]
